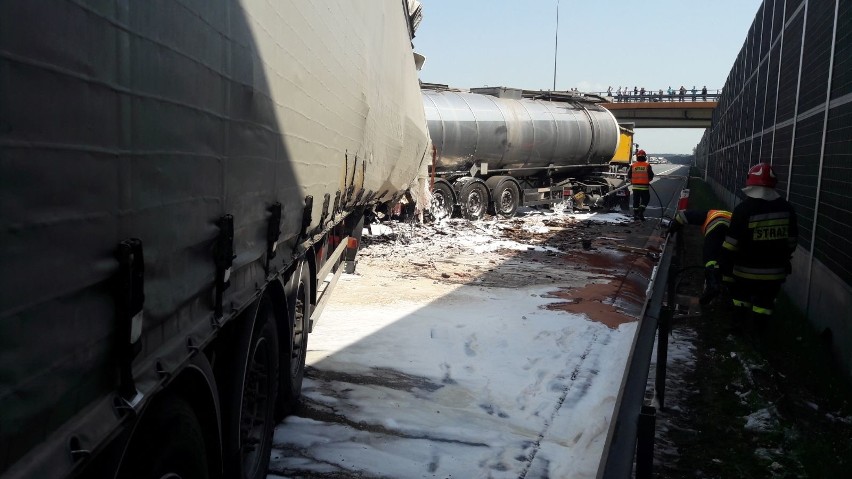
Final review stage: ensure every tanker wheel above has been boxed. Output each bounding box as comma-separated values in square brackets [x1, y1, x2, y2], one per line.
[118, 394, 210, 479]
[460, 181, 489, 221]
[221, 297, 279, 479]
[430, 182, 454, 220]
[492, 181, 520, 218]
[278, 261, 311, 416]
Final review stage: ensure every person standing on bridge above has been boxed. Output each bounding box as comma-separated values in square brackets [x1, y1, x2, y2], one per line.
[627, 149, 654, 221]
[702, 85, 708, 100]
[720, 163, 798, 333]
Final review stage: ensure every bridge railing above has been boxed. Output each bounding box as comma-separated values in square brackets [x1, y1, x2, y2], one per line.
[596, 91, 722, 103]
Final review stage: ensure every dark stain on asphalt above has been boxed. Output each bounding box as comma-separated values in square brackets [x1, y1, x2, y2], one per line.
[306, 366, 445, 393]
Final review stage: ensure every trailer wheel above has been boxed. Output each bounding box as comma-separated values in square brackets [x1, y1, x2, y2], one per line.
[118, 394, 209, 479]
[493, 181, 520, 218]
[460, 181, 489, 220]
[222, 297, 279, 479]
[430, 182, 454, 220]
[279, 261, 312, 414]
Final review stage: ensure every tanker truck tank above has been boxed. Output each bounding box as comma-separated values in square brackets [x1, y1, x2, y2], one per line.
[421, 88, 622, 219]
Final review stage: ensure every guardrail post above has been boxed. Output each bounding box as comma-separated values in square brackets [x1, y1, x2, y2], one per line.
[635, 405, 657, 479]
[656, 232, 682, 411]
[655, 305, 672, 409]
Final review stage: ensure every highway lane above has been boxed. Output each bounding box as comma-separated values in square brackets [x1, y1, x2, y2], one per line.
[268, 210, 666, 478]
[641, 164, 689, 222]
[266, 166, 690, 478]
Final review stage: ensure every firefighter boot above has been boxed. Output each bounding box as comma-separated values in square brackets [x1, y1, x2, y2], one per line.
[699, 268, 721, 306]
[729, 305, 749, 336]
[751, 310, 770, 338]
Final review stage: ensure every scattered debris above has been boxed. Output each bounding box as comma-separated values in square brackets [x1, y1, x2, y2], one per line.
[744, 407, 779, 432]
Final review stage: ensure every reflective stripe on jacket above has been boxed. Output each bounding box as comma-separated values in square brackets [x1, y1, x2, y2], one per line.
[702, 210, 731, 236]
[732, 265, 787, 280]
[721, 196, 798, 281]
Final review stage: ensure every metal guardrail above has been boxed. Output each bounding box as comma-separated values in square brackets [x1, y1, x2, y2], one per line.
[598, 179, 690, 478]
[596, 229, 675, 479]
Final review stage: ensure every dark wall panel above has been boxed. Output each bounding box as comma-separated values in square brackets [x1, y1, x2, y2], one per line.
[763, 43, 781, 129]
[746, 23, 757, 78]
[798, 0, 836, 113]
[777, 12, 804, 122]
[762, 1, 774, 54]
[786, 0, 804, 18]
[772, 125, 794, 194]
[814, 101, 852, 285]
[789, 113, 824, 251]
[773, 0, 785, 43]
[755, 56, 769, 133]
[832, 0, 851, 99]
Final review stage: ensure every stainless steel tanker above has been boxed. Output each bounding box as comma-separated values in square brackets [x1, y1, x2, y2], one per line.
[422, 87, 625, 219]
[0, 1, 428, 478]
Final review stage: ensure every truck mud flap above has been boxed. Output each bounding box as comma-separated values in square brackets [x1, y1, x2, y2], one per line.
[309, 236, 349, 332]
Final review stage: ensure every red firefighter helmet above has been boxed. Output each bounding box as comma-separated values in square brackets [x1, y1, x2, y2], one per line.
[636, 149, 647, 158]
[745, 162, 778, 188]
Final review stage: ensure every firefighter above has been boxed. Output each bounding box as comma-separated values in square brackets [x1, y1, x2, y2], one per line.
[669, 209, 732, 305]
[720, 162, 798, 331]
[627, 149, 654, 221]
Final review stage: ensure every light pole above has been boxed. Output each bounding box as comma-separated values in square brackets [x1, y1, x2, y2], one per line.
[553, 0, 559, 91]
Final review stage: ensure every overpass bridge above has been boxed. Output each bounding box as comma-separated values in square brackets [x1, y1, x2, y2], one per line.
[420, 84, 718, 129]
[597, 93, 719, 128]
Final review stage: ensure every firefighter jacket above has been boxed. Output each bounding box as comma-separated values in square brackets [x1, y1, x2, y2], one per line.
[673, 210, 731, 274]
[674, 209, 730, 234]
[627, 160, 654, 191]
[721, 197, 798, 281]
[701, 210, 732, 237]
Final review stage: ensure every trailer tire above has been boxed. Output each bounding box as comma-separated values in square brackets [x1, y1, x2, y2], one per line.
[279, 261, 312, 415]
[221, 297, 279, 479]
[460, 181, 489, 221]
[118, 394, 209, 479]
[430, 181, 455, 220]
[492, 181, 520, 218]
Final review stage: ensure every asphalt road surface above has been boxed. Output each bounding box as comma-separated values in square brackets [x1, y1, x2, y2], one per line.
[643, 163, 690, 221]
[266, 171, 689, 478]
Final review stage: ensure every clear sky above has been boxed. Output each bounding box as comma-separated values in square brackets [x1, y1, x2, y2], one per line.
[412, 0, 764, 154]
